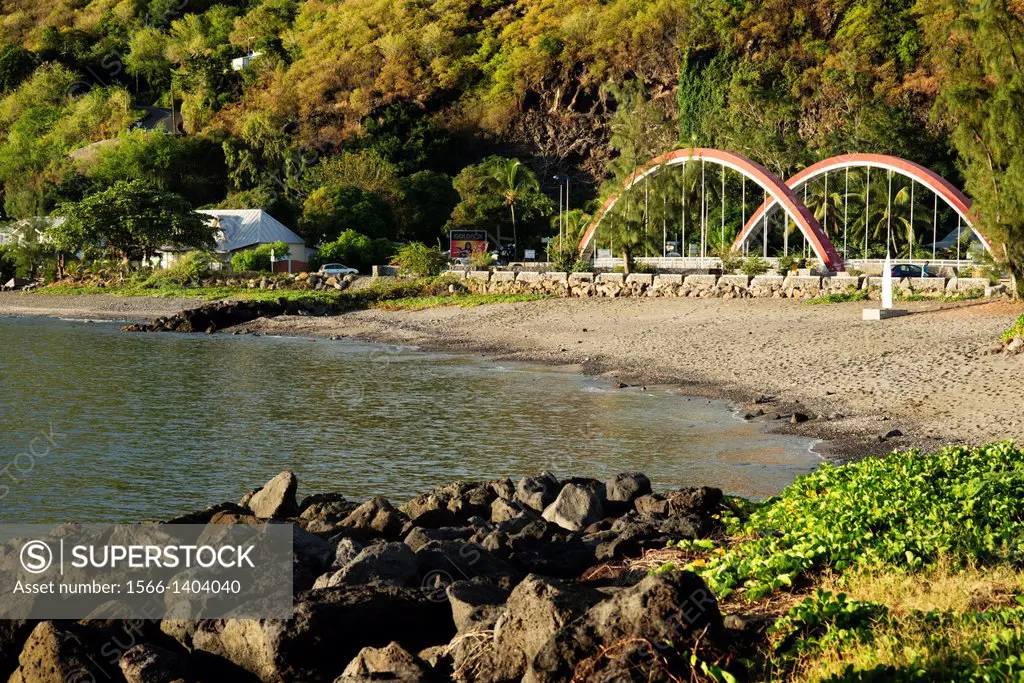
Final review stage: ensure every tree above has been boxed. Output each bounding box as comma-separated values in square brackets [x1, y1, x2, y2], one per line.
[0, 46, 36, 94]
[447, 157, 552, 257]
[397, 171, 459, 242]
[316, 229, 394, 272]
[49, 181, 212, 265]
[126, 27, 171, 90]
[301, 185, 395, 245]
[933, 0, 1024, 296]
[601, 192, 659, 274]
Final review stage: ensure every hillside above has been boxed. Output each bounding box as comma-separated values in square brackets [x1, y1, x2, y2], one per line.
[0, 0, 1020, 275]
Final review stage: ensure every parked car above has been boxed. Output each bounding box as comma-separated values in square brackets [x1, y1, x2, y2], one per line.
[890, 264, 936, 278]
[318, 263, 359, 276]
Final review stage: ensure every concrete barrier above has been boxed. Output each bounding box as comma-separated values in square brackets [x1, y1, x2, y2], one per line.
[515, 271, 542, 283]
[467, 270, 490, 281]
[906, 277, 946, 293]
[822, 275, 861, 291]
[372, 265, 400, 277]
[653, 274, 683, 287]
[784, 275, 822, 292]
[568, 272, 595, 283]
[956, 277, 989, 291]
[751, 275, 785, 288]
[718, 275, 752, 288]
[596, 273, 625, 285]
[543, 271, 569, 284]
[491, 270, 516, 282]
[625, 273, 654, 286]
[684, 274, 718, 288]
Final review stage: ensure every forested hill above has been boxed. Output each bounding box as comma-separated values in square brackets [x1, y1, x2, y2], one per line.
[0, 0, 1019, 266]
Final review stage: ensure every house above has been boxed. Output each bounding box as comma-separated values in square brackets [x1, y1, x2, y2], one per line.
[0, 217, 61, 246]
[231, 52, 262, 71]
[158, 209, 309, 272]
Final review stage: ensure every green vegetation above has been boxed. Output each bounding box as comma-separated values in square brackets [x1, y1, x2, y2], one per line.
[389, 242, 448, 278]
[741, 257, 771, 276]
[663, 442, 1024, 680]
[371, 292, 552, 310]
[804, 290, 869, 305]
[1002, 314, 1024, 341]
[230, 242, 290, 273]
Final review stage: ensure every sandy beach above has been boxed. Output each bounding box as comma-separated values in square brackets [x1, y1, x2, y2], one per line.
[3, 291, 1022, 459]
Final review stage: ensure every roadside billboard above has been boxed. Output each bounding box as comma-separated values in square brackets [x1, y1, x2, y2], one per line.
[450, 230, 488, 258]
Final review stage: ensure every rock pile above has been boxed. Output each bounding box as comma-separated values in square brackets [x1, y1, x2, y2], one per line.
[123, 298, 343, 334]
[2, 471, 738, 682]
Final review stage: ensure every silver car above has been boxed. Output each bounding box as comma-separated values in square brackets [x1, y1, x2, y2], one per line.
[318, 263, 359, 276]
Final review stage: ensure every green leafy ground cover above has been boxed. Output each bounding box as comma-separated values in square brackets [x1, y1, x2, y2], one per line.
[669, 442, 1024, 681]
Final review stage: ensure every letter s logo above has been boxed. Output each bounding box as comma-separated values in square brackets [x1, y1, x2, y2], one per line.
[20, 541, 53, 574]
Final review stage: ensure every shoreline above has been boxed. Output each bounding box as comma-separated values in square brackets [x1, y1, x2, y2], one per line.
[3, 291, 1022, 463]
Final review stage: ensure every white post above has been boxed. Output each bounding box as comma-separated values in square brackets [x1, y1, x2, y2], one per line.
[909, 181, 914, 260]
[843, 167, 849, 260]
[932, 193, 938, 260]
[886, 171, 893, 257]
[957, 213, 962, 261]
[865, 166, 871, 256]
[882, 252, 893, 309]
[762, 187, 768, 258]
[741, 175, 747, 255]
[720, 164, 725, 251]
[681, 163, 686, 257]
[700, 160, 706, 263]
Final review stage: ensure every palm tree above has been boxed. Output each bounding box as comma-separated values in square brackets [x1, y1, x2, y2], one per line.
[489, 158, 538, 260]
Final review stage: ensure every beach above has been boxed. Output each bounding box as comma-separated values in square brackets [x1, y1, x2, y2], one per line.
[3, 291, 1022, 459]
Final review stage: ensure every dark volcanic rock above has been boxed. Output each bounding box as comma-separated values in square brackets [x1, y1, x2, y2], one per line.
[118, 643, 189, 683]
[337, 642, 431, 682]
[314, 542, 420, 589]
[192, 584, 455, 683]
[516, 473, 561, 512]
[635, 486, 723, 520]
[415, 540, 518, 582]
[447, 578, 513, 633]
[541, 483, 603, 531]
[404, 526, 474, 553]
[605, 472, 652, 511]
[401, 481, 495, 528]
[338, 497, 411, 540]
[247, 471, 299, 519]
[530, 571, 724, 682]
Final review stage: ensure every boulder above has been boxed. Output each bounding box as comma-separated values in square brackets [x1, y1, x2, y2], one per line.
[329, 537, 365, 569]
[447, 579, 512, 633]
[635, 486, 723, 520]
[529, 571, 724, 682]
[516, 473, 561, 512]
[0, 620, 35, 681]
[469, 575, 604, 682]
[9, 621, 135, 683]
[415, 540, 517, 582]
[605, 473, 652, 507]
[247, 472, 299, 519]
[192, 584, 455, 683]
[491, 498, 523, 524]
[338, 497, 411, 540]
[118, 644, 189, 683]
[163, 502, 249, 525]
[404, 526, 474, 553]
[401, 482, 494, 528]
[314, 542, 420, 589]
[541, 484, 603, 531]
[336, 642, 430, 682]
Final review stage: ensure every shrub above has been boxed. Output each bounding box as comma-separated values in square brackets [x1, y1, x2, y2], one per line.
[314, 231, 393, 273]
[389, 242, 448, 277]
[547, 239, 590, 272]
[1002, 314, 1024, 342]
[231, 242, 290, 273]
[714, 245, 743, 272]
[778, 254, 797, 274]
[741, 256, 770, 276]
[0, 245, 15, 282]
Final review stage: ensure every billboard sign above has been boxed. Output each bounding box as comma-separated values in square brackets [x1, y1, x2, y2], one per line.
[450, 230, 488, 259]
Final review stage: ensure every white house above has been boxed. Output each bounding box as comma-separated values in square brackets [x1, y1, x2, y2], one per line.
[158, 209, 308, 272]
[231, 52, 262, 71]
[0, 217, 61, 247]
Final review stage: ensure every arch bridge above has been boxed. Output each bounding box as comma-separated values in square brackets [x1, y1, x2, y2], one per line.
[579, 149, 991, 272]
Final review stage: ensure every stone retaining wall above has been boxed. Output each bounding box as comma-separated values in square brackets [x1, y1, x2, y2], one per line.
[445, 270, 1003, 300]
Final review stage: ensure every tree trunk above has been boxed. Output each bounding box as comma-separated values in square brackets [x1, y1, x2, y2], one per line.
[622, 247, 633, 275]
[510, 203, 517, 261]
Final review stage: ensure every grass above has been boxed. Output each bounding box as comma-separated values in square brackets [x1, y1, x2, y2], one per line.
[370, 292, 552, 310]
[896, 287, 986, 303]
[34, 278, 553, 312]
[803, 289, 868, 305]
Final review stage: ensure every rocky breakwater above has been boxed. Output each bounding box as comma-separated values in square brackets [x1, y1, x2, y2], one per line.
[2, 470, 741, 683]
[451, 269, 997, 301]
[123, 298, 344, 334]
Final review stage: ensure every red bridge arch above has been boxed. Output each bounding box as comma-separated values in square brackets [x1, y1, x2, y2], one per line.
[579, 148, 844, 272]
[732, 153, 993, 255]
